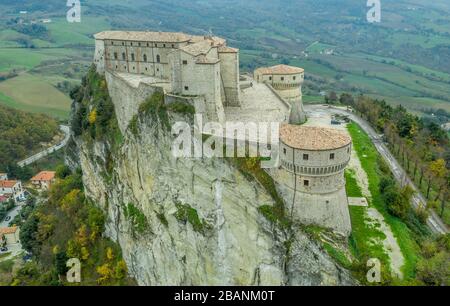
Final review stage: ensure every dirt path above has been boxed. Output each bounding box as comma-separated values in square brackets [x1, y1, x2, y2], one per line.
[347, 146, 404, 279]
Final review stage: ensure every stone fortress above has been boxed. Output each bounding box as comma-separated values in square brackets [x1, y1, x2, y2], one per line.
[94, 30, 352, 235]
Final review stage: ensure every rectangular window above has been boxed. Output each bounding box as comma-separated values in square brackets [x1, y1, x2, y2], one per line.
[304, 180, 309, 187]
[182, 60, 188, 65]
[269, 76, 272, 81]
[303, 154, 309, 160]
[114, 52, 118, 60]
[184, 86, 189, 91]
[281, 77, 284, 81]
[293, 76, 296, 80]
[122, 53, 126, 60]
[283, 148, 286, 155]
[131, 53, 135, 61]
[330, 153, 335, 160]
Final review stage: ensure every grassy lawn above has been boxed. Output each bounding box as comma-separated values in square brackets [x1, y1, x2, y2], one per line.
[345, 170, 390, 267]
[0, 73, 71, 119]
[45, 17, 111, 46]
[347, 122, 420, 280]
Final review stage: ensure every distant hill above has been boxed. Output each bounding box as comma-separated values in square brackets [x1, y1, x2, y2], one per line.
[0, 104, 59, 175]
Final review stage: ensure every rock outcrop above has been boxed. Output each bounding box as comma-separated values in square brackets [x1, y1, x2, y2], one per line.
[69, 71, 355, 285]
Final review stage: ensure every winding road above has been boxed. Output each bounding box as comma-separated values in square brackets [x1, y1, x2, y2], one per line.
[305, 104, 449, 235]
[17, 125, 70, 167]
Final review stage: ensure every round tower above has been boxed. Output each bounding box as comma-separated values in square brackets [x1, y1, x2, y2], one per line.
[273, 124, 352, 235]
[254, 64, 306, 124]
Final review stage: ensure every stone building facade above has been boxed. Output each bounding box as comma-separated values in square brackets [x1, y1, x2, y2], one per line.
[254, 65, 306, 124]
[93, 30, 351, 235]
[94, 31, 242, 123]
[270, 124, 352, 235]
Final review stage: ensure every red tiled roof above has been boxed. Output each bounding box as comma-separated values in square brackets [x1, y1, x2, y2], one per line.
[31, 171, 56, 182]
[0, 180, 18, 188]
[0, 226, 18, 235]
[255, 64, 304, 75]
[280, 124, 351, 150]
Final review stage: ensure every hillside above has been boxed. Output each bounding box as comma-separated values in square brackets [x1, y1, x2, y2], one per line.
[0, 1, 449, 119]
[0, 104, 59, 175]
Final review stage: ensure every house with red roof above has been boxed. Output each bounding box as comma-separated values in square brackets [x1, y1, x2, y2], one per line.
[0, 180, 25, 203]
[30, 171, 56, 190]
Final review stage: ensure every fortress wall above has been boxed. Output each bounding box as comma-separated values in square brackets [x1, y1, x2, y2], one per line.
[280, 143, 351, 168]
[105, 71, 163, 133]
[94, 39, 105, 73]
[218, 51, 241, 107]
[269, 168, 351, 236]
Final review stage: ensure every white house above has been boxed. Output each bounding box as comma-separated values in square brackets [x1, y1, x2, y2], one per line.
[0, 180, 25, 203]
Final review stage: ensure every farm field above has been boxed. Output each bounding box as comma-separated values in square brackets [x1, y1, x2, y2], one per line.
[0, 73, 71, 119]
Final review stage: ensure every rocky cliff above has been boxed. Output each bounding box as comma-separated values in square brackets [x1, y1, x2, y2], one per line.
[68, 68, 355, 285]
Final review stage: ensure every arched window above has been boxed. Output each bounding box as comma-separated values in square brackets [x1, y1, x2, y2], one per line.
[156, 54, 160, 63]
[143, 54, 147, 62]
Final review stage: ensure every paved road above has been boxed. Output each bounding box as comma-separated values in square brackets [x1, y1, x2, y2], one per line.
[18, 125, 70, 167]
[0, 204, 23, 227]
[306, 105, 449, 235]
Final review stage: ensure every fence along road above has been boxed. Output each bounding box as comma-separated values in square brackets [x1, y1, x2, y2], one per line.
[18, 125, 70, 168]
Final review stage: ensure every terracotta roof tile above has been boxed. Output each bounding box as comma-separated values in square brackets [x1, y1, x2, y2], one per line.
[280, 124, 351, 150]
[94, 31, 193, 42]
[31, 171, 55, 182]
[0, 226, 18, 235]
[255, 64, 304, 75]
[0, 180, 18, 188]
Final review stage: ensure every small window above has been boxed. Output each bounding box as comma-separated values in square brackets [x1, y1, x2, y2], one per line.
[147, 43, 150, 47]
[115, 65, 118, 69]
[122, 53, 126, 60]
[145, 67, 148, 71]
[138, 42, 141, 46]
[122, 42, 125, 46]
[156, 55, 160, 63]
[131, 42, 134, 46]
[330, 153, 335, 160]
[293, 76, 296, 80]
[269, 76, 272, 81]
[132, 66, 135, 70]
[131, 53, 135, 61]
[283, 148, 286, 155]
[184, 86, 189, 91]
[303, 154, 309, 160]
[281, 77, 285, 81]
[182, 60, 188, 65]
[111, 41, 114, 45]
[157, 68, 159, 72]
[143, 54, 147, 62]
[304, 180, 309, 187]
[172, 44, 175, 48]
[114, 52, 118, 60]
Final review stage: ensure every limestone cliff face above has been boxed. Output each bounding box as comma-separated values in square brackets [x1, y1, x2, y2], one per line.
[70, 72, 355, 286]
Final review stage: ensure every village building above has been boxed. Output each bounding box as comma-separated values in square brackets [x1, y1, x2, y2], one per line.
[30, 171, 56, 190]
[0, 180, 25, 203]
[0, 226, 20, 246]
